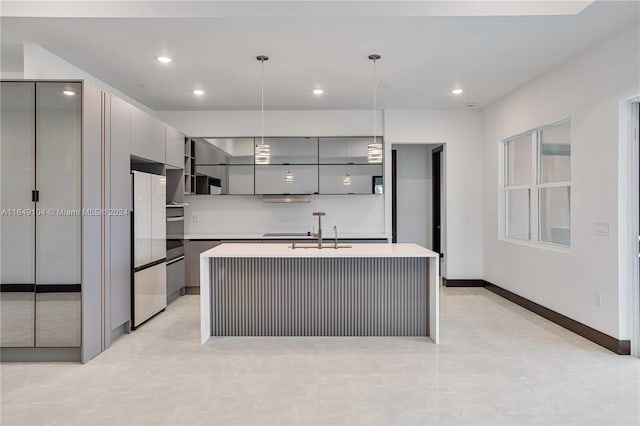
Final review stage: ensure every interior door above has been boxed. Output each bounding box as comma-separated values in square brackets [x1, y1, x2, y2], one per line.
[0, 82, 36, 347]
[432, 146, 443, 255]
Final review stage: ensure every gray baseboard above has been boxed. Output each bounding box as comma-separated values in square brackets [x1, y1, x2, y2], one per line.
[185, 286, 200, 295]
[167, 289, 182, 304]
[442, 278, 484, 287]
[110, 321, 130, 343]
[1, 347, 81, 362]
[483, 281, 631, 355]
[442, 278, 631, 355]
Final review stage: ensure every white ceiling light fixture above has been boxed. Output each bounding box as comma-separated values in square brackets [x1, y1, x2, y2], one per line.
[62, 90, 75, 96]
[451, 88, 464, 95]
[367, 54, 383, 164]
[193, 89, 205, 96]
[255, 55, 271, 165]
[312, 88, 324, 95]
[284, 170, 294, 183]
[156, 56, 172, 64]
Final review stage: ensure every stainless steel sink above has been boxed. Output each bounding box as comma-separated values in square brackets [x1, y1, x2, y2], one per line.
[290, 243, 352, 249]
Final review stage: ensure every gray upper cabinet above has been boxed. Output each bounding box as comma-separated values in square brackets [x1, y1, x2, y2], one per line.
[130, 105, 165, 163]
[260, 137, 318, 164]
[319, 137, 378, 164]
[192, 138, 255, 194]
[165, 126, 184, 169]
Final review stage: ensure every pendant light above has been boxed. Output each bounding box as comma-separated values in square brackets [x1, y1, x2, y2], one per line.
[255, 55, 271, 165]
[284, 170, 294, 183]
[367, 54, 383, 163]
[341, 142, 351, 185]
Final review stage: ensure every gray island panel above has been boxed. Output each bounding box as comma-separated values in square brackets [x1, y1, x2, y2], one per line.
[210, 257, 428, 336]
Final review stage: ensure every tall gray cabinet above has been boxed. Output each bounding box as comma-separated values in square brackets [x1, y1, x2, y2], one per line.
[0, 81, 82, 350]
[1, 80, 109, 363]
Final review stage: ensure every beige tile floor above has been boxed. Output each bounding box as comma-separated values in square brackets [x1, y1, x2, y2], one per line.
[1, 287, 639, 426]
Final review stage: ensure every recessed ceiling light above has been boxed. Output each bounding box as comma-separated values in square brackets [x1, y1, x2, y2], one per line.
[451, 88, 464, 95]
[193, 89, 205, 96]
[157, 56, 172, 64]
[62, 90, 75, 96]
[312, 88, 324, 95]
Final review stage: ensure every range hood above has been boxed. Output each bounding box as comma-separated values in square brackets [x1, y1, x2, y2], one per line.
[262, 194, 312, 203]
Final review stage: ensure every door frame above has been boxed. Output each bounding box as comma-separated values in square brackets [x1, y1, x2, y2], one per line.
[391, 149, 397, 243]
[620, 95, 640, 357]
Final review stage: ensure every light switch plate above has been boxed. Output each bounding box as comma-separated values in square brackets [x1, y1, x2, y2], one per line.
[593, 222, 609, 237]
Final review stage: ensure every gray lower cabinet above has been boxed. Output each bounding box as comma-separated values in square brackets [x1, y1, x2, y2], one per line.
[35, 292, 81, 347]
[0, 81, 82, 350]
[167, 257, 186, 302]
[186, 240, 221, 290]
[0, 292, 35, 347]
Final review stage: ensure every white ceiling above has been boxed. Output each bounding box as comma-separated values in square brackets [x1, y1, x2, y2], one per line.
[1, 1, 637, 111]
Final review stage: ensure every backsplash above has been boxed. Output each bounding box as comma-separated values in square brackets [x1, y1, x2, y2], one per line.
[184, 194, 385, 237]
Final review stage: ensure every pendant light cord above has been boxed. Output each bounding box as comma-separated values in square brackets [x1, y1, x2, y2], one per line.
[373, 57, 377, 144]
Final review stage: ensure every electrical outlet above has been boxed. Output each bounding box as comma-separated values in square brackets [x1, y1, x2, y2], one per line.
[192, 215, 199, 224]
[596, 293, 602, 307]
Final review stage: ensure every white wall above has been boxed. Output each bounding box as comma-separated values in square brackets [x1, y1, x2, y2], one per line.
[482, 25, 640, 340]
[22, 44, 153, 114]
[394, 144, 433, 249]
[157, 110, 383, 137]
[385, 109, 484, 279]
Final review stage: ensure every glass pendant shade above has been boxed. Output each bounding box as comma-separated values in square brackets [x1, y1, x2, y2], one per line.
[284, 170, 294, 183]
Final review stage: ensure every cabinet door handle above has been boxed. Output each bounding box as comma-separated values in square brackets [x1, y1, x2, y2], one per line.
[32, 190, 39, 202]
[166, 256, 185, 265]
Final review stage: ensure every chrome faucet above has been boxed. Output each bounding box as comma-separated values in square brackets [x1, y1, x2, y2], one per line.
[312, 211, 325, 249]
[333, 225, 338, 249]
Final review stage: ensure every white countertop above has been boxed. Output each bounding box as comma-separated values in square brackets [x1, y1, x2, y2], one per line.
[201, 243, 438, 258]
[186, 233, 388, 240]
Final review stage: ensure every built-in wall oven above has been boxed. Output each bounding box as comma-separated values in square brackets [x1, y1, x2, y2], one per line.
[166, 206, 185, 303]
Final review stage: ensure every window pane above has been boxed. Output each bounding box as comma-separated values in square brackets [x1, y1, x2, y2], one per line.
[506, 189, 530, 240]
[539, 121, 570, 183]
[539, 186, 571, 246]
[506, 134, 532, 186]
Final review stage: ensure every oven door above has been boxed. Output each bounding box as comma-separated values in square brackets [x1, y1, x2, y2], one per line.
[166, 207, 184, 239]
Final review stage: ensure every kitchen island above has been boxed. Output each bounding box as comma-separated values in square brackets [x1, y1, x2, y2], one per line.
[200, 243, 439, 343]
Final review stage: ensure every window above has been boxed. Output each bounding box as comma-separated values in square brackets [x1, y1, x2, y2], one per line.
[502, 119, 571, 247]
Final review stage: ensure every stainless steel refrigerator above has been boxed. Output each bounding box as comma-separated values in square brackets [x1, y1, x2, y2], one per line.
[132, 171, 166, 328]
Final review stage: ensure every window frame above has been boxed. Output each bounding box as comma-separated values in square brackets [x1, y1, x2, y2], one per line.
[500, 118, 571, 250]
